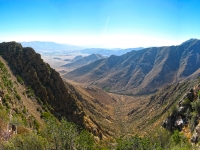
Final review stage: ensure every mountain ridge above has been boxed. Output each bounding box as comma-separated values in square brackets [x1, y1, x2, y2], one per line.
[0, 42, 107, 139]
[61, 53, 106, 69]
[64, 39, 200, 95]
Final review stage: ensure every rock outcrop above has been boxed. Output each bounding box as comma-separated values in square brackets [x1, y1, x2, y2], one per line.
[0, 42, 105, 139]
[162, 83, 200, 143]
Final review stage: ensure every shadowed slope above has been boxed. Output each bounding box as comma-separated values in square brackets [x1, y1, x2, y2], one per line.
[64, 39, 200, 94]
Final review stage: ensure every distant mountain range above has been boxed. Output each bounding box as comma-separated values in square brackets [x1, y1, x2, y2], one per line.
[79, 47, 143, 56]
[20, 41, 83, 53]
[61, 54, 106, 69]
[64, 39, 200, 95]
[20, 41, 143, 56]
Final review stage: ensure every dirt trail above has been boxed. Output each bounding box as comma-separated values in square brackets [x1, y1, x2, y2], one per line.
[0, 56, 44, 127]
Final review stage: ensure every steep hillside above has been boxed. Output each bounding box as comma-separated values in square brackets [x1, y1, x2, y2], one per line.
[0, 54, 48, 143]
[0, 42, 107, 139]
[63, 81, 118, 136]
[64, 39, 200, 95]
[61, 54, 106, 69]
[0, 56, 44, 126]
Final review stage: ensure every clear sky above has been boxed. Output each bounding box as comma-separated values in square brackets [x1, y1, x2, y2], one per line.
[0, 0, 200, 48]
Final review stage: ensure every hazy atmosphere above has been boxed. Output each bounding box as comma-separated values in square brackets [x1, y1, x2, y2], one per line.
[1, 0, 200, 48]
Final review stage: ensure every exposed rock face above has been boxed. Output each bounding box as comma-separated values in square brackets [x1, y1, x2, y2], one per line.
[191, 125, 200, 143]
[0, 42, 75, 120]
[0, 42, 105, 138]
[162, 83, 200, 143]
[162, 87, 198, 131]
[64, 39, 200, 95]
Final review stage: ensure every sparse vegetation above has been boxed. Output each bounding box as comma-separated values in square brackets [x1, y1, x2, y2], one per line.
[182, 98, 190, 106]
[26, 86, 35, 98]
[171, 104, 178, 114]
[16, 75, 24, 85]
[191, 100, 200, 114]
[103, 86, 111, 92]
[0, 116, 96, 150]
[15, 93, 21, 101]
[116, 135, 160, 150]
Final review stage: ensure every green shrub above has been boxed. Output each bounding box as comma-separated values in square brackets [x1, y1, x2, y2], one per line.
[22, 107, 27, 114]
[0, 61, 5, 69]
[15, 93, 21, 101]
[190, 112, 198, 132]
[76, 130, 95, 150]
[40, 112, 53, 120]
[0, 108, 9, 122]
[103, 86, 111, 92]
[4, 94, 11, 101]
[3, 133, 49, 150]
[11, 114, 26, 126]
[16, 75, 24, 84]
[182, 98, 191, 106]
[171, 104, 178, 114]
[36, 97, 43, 105]
[171, 130, 181, 145]
[34, 120, 40, 130]
[26, 86, 35, 98]
[116, 135, 162, 150]
[191, 100, 200, 114]
[170, 130, 192, 149]
[198, 91, 200, 98]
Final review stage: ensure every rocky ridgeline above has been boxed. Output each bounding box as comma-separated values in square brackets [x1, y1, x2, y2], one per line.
[0, 42, 105, 139]
[163, 83, 200, 143]
[65, 39, 200, 95]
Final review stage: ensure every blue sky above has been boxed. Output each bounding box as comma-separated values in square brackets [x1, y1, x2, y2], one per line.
[0, 0, 200, 48]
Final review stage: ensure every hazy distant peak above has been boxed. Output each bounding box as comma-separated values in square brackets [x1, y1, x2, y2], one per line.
[90, 53, 105, 59]
[20, 41, 83, 51]
[61, 53, 106, 69]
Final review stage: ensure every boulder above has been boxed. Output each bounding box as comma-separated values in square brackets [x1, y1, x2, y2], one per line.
[177, 106, 187, 115]
[190, 125, 200, 143]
